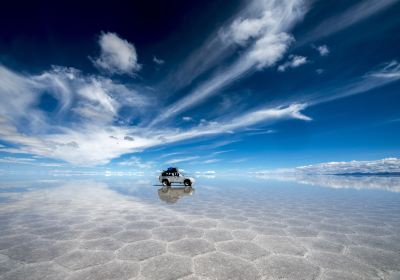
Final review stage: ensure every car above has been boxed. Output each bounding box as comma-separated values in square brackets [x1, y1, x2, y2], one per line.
[158, 167, 195, 192]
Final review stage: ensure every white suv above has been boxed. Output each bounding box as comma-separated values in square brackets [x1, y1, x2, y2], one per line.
[158, 167, 195, 190]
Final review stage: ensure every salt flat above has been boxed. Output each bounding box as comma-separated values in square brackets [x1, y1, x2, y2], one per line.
[0, 176, 399, 280]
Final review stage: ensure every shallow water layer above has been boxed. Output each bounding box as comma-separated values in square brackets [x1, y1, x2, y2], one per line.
[0, 176, 399, 280]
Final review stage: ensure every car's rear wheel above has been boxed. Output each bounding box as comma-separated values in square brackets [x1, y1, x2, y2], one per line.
[162, 180, 170, 187]
[184, 180, 191, 187]
[161, 185, 170, 193]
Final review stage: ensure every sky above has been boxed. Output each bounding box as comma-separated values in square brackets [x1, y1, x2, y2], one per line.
[0, 0, 400, 175]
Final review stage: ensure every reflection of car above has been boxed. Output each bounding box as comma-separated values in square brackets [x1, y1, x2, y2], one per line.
[157, 186, 195, 204]
[158, 167, 195, 191]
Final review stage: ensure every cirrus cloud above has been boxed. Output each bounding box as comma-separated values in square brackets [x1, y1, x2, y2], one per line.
[1, 59, 399, 166]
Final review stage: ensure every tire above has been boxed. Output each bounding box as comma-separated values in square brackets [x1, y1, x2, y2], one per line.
[161, 185, 170, 193]
[184, 186, 192, 193]
[184, 180, 191, 187]
[162, 180, 170, 187]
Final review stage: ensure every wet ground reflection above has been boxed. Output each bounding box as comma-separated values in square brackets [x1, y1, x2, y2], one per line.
[157, 186, 195, 204]
[256, 173, 400, 193]
[0, 175, 399, 279]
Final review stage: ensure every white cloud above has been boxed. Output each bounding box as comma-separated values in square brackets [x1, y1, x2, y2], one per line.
[163, 104, 311, 144]
[202, 159, 221, 164]
[2, 6, 399, 169]
[0, 99, 310, 166]
[2, 58, 398, 166]
[92, 32, 141, 75]
[316, 45, 329, 56]
[0, 65, 153, 165]
[230, 11, 275, 45]
[196, 140, 240, 150]
[0, 156, 65, 167]
[220, 103, 311, 127]
[232, 158, 249, 163]
[150, 33, 296, 126]
[308, 60, 400, 105]
[369, 60, 400, 79]
[211, 150, 234, 156]
[17, 65, 149, 126]
[195, 170, 216, 174]
[150, 0, 308, 125]
[74, 80, 119, 123]
[194, 170, 217, 178]
[0, 157, 36, 164]
[229, 1, 307, 45]
[246, 129, 275, 136]
[153, 56, 165, 65]
[316, 69, 324, 75]
[118, 156, 154, 169]
[247, 33, 294, 70]
[160, 152, 185, 158]
[165, 156, 199, 164]
[299, 0, 399, 45]
[182, 116, 193, 122]
[163, 0, 309, 94]
[0, 66, 46, 132]
[163, 0, 396, 98]
[0, 67, 312, 166]
[278, 55, 308, 72]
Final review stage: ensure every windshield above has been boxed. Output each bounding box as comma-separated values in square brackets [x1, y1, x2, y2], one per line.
[161, 172, 181, 176]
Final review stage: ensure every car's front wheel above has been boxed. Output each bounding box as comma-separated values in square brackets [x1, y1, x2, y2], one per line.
[184, 179, 191, 187]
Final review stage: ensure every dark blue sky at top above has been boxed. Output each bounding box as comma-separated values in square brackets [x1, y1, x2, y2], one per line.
[0, 0, 239, 72]
[0, 0, 399, 173]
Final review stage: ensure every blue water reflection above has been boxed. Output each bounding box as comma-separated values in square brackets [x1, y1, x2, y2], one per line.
[0, 175, 399, 279]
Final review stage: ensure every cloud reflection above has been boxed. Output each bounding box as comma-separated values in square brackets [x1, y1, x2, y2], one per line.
[255, 174, 400, 193]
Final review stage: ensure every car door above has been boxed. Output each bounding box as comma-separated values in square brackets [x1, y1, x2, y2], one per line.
[172, 172, 181, 183]
[176, 172, 185, 184]
[167, 172, 176, 183]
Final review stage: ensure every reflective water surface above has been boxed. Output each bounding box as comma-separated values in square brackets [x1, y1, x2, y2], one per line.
[0, 175, 399, 280]
[157, 187, 195, 204]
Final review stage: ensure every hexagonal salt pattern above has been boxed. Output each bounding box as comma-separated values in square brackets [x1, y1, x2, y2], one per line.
[0, 177, 399, 280]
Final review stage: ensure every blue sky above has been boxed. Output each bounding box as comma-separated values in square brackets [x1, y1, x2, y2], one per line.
[0, 0, 400, 174]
